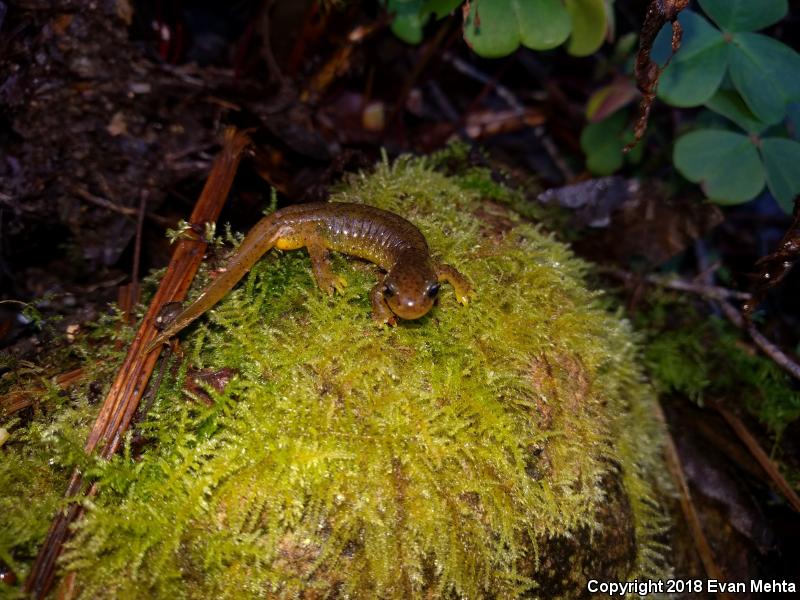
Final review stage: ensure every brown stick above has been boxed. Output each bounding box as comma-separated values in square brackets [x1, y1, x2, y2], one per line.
[23, 128, 251, 598]
[119, 191, 149, 323]
[1, 368, 87, 416]
[73, 186, 172, 228]
[130, 191, 147, 305]
[717, 300, 800, 382]
[601, 266, 751, 302]
[626, 0, 691, 151]
[603, 267, 800, 381]
[709, 400, 800, 513]
[653, 401, 731, 597]
[301, 20, 386, 104]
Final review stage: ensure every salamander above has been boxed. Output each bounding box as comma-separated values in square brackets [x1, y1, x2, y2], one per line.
[147, 202, 473, 351]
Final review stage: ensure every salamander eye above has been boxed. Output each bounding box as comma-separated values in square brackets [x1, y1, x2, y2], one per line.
[426, 283, 440, 298]
[383, 283, 396, 297]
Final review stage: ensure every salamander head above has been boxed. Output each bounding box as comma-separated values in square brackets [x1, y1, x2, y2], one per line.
[383, 261, 440, 320]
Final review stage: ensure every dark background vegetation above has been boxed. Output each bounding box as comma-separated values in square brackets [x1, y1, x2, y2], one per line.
[1, 0, 798, 596]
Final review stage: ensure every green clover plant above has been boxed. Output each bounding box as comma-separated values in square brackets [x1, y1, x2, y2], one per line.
[656, 0, 800, 211]
[387, 0, 611, 57]
[386, 0, 800, 213]
[387, 0, 462, 44]
[580, 108, 643, 175]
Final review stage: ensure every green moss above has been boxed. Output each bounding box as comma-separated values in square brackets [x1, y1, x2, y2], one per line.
[0, 292, 147, 594]
[428, 143, 573, 238]
[2, 155, 669, 598]
[639, 294, 800, 438]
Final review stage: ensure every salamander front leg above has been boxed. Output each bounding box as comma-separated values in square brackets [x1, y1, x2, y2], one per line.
[307, 242, 347, 295]
[434, 263, 474, 305]
[370, 277, 397, 326]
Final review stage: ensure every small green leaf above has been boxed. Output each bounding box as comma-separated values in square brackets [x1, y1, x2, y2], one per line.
[657, 11, 729, 107]
[565, 0, 608, 57]
[388, 0, 425, 44]
[421, 0, 462, 19]
[729, 32, 800, 125]
[705, 89, 768, 133]
[698, 0, 788, 32]
[464, 0, 519, 57]
[673, 129, 764, 204]
[580, 111, 627, 176]
[760, 138, 800, 212]
[464, 0, 571, 58]
[516, 0, 573, 50]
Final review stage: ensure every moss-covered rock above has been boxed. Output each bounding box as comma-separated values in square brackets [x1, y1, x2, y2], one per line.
[1, 155, 669, 598]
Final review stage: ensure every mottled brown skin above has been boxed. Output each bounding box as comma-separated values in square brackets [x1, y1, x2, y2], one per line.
[147, 202, 473, 351]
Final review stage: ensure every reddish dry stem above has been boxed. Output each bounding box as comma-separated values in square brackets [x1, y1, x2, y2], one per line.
[1, 368, 87, 416]
[302, 19, 385, 103]
[743, 197, 800, 317]
[653, 401, 731, 597]
[709, 400, 800, 514]
[23, 128, 251, 599]
[625, 0, 690, 152]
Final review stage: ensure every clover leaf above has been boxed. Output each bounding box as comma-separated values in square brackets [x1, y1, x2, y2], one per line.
[389, 0, 612, 58]
[674, 130, 763, 204]
[698, 0, 788, 33]
[388, 0, 426, 44]
[463, 0, 571, 58]
[387, 0, 461, 44]
[728, 33, 800, 125]
[674, 129, 800, 212]
[761, 138, 800, 213]
[581, 110, 642, 176]
[656, 2, 800, 126]
[704, 89, 768, 134]
[565, 0, 609, 57]
[655, 11, 728, 107]
[422, 0, 463, 19]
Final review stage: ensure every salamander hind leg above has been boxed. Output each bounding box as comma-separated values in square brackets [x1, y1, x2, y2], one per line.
[434, 263, 474, 305]
[307, 242, 347, 295]
[146, 219, 289, 353]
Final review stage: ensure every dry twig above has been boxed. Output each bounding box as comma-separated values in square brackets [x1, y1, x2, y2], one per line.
[0, 368, 86, 416]
[24, 128, 251, 599]
[708, 399, 800, 513]
[601, 266, 751, 301]
[716, 300, 800, 382]
[607, 268, 800, 511]
[73, 186, 172, 228]
[389, 18, 456, 129]
[743, 197, 800, 318]
[652, 401, 731, 597]
[626, 0, 691, 151]
[604, 267, 800, 381]
[302, 20, 386, 104]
